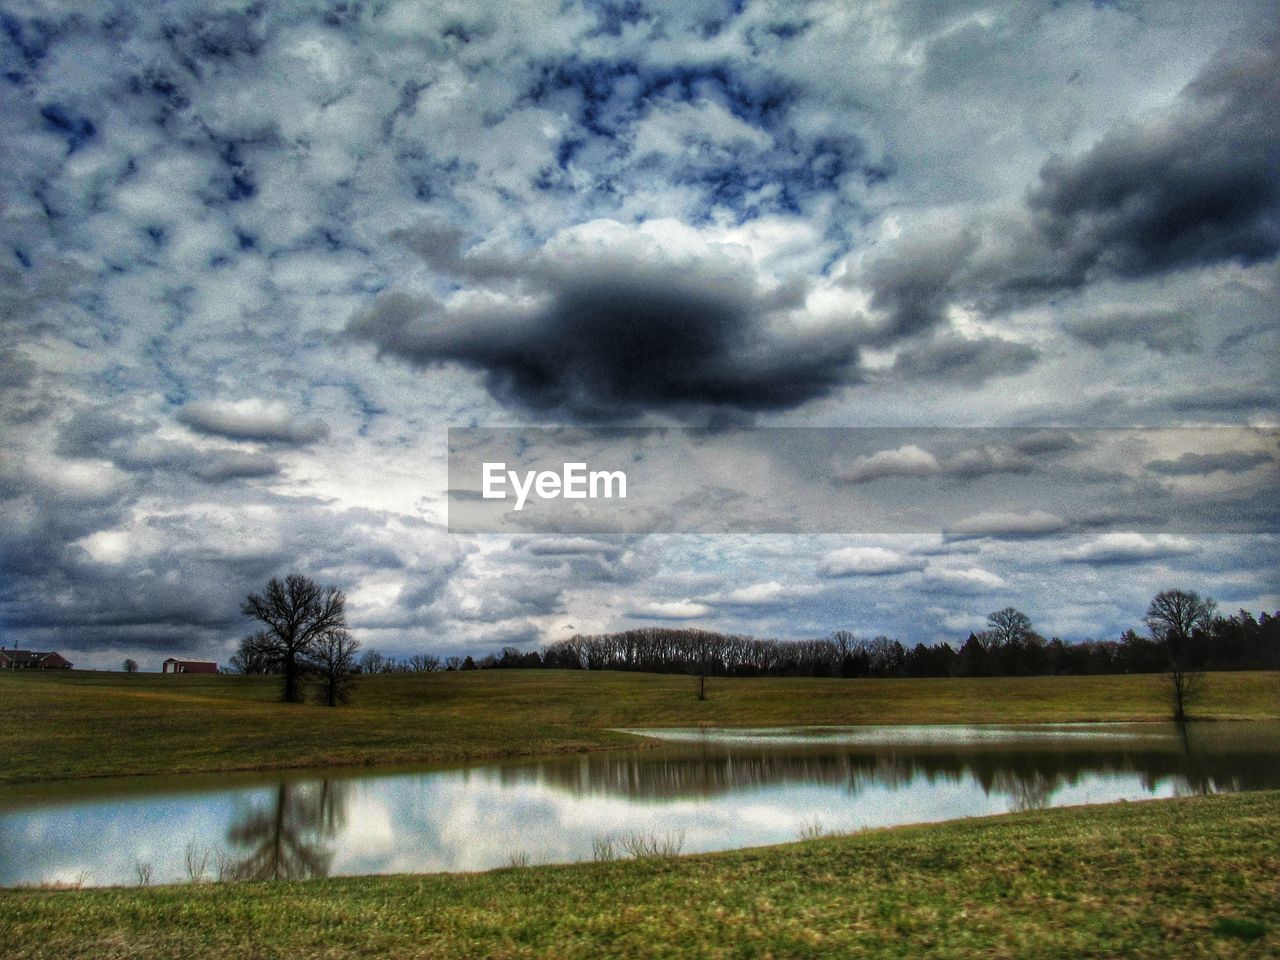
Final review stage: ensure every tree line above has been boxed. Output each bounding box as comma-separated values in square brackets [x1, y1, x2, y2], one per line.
[530, 602, 1278, 681]
[231, 575, 1276, 720]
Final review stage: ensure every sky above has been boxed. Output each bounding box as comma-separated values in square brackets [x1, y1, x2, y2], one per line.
[1, 0, 1277, 670]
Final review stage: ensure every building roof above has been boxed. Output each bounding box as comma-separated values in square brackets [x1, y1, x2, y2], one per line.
[0, 649, 69, 665]
[163, 658, 217, 664]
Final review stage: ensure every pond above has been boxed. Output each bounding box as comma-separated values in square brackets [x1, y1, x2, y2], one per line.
[2, 722, 1278, 888]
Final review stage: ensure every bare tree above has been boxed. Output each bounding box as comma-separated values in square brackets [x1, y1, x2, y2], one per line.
[986, 607, 1035, 647]
[231, 632, 279, 674]
[407, 653, 440, 673]
[1145, 589, 1216, 721]
[122, 658, 139, 673]
[312, 628, 360, 707]
[242, 574, 347, 703]
[358, 649, 387, 675]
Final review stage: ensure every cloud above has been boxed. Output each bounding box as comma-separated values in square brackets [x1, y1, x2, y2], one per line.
[3, 2, 1278, 663]
[526, 537, 624, 557]
[1020, 34, 1280, 287]
[818, 547, 923, 577]
[349, 220, 861, 420]
[836, 444, 939, 483]
[836, 441, 1034, 485]
[55, 407, 282, 485]
[177, 400, 329, 445]
[626, 599, 710, 620]
[1146, 450, 1273, 476]
[189, 451, 281, 483]
[923, 565, 1006, 592]
[946, 510, 1068, 540]
[891, 335, 1039, 385]
[847, 31, 1280, 358]
[1061, 309, 1201, 355]
[717, 581, 790, 606]
[1063, 533, 1196, 565]
[862, 228, 978, 341]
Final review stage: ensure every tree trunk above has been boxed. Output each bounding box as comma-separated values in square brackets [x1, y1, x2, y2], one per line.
[283, 655, 302, 703]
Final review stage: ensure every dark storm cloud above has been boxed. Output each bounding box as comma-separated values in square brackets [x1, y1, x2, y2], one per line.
[1146, 450, 1274, 476]
[1020, 35, 1280, 288]
[861, 32, 1280, 337]
[177, 400, 329, 445]
[349, 254, 860, 420]
[862, 229, 978, 341]
[891, 334, 1038, 385]
[1062, 310, 1200, 355]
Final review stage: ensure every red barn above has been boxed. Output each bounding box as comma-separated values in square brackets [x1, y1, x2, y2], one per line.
[0, 649, 72, 669]
[162, 658, 218, 674]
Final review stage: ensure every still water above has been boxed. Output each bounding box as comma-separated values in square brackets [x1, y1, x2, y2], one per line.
[2, 722, 1277, 888]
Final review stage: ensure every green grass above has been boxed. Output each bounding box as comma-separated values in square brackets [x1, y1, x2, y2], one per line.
[1, 790, 1276, 958]
[2, 669, 1277, 786]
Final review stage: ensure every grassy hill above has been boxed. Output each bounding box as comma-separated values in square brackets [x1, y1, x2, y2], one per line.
[2, 668, 1276, 785]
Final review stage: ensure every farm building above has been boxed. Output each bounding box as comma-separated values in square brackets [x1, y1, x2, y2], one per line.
[162, 658, 218, 674]
[0, 649, 73, 669]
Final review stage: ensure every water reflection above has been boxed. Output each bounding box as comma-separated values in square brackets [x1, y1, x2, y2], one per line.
[224, 780, 347, 881]
[1, 722, 1276, 888]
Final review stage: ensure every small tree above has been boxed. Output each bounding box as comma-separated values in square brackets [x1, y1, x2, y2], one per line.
[242, 574, 347, 703]
[312, 628, 360, 707]
[123, 658, 139, 673]
[1145, 589, 1215, 721]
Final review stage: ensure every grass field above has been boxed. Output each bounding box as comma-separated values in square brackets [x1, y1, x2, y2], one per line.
[2, 668, 1277, 786]
[0, 790, 1275, 958]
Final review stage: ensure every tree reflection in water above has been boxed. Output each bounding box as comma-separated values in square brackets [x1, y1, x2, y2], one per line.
[495, 726, 1280, 806]
[225, 778, 348, 881]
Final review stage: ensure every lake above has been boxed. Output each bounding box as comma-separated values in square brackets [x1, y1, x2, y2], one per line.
[2, 722, 1277, 888]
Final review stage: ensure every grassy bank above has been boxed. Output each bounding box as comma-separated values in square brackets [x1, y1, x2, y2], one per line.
[1, 668, 1276, 785]
[1, 790, 1276, 959]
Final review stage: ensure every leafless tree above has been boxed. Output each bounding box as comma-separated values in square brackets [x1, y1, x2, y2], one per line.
[231, 631, 279, 674]
[986, 607, 1035, 647]
[242, 574, 347, 703]
[312, 628, 361, 707]
[1145, 589, 1216, 721]
[406, 653, 440, 672]
[122, 658, 139, 673]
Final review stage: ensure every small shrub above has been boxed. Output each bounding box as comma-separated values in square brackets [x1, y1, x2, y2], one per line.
[506, 849, 530, 868]
[620, 830, 685, 859]
[184, 841, 210, 883]
[591, 835, 617, 862]
[797, 818, 825, 840]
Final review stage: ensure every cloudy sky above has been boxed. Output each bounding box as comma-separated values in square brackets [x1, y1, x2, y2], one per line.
[1, 0, 1277, 669]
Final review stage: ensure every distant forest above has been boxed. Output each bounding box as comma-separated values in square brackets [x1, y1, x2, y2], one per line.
[351, 607, 1280, 679]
